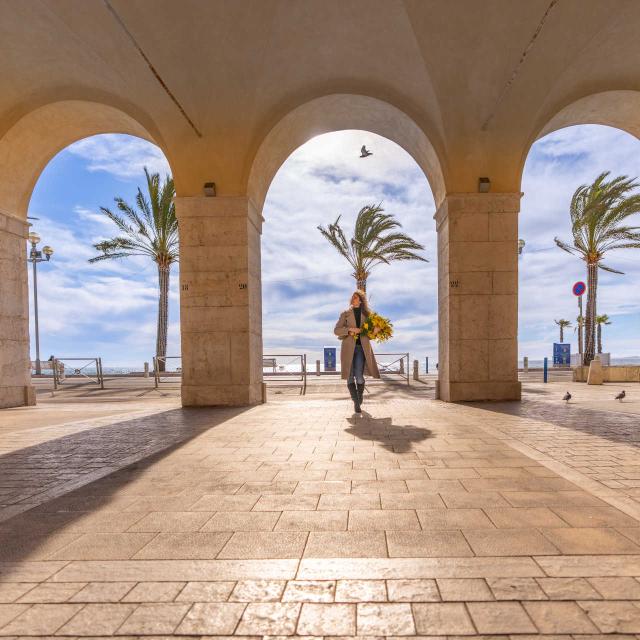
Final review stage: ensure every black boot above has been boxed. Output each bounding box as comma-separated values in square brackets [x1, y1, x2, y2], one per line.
[357, 381, 365, 407]
[347, 382, 361, 413]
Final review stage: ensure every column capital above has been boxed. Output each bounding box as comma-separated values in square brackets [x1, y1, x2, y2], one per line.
[174, 195, 263, 234]
[434, 192, 522, 230]
[0, 209, 30, 239]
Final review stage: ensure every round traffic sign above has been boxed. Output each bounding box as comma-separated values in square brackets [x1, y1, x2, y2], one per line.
[572, 281, 586, 296]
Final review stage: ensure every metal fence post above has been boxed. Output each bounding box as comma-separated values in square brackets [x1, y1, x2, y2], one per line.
[543, 357, 548, 383]
[523, 356, 528, 372]
[425, 356, 429, 374]
[316, 359, 321, 376]
[302, 354, 307, 394]
[97, 357, 105, 389]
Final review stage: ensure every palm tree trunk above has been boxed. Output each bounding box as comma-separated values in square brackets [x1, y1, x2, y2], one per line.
[356, 276, 367, 292]
[584, 261, 598, 366]
[156, 264, 170, 372]
[559, 327, 564, 342]
[597, 323, 602, 354]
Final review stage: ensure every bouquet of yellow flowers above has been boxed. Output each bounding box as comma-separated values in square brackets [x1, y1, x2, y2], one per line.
[356, 311, 393, 343]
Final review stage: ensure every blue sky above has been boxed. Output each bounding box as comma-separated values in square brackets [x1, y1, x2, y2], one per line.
[27, 127, 640, 368]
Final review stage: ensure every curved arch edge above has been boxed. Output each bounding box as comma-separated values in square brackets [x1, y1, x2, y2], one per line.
[246, 93, 446, 211]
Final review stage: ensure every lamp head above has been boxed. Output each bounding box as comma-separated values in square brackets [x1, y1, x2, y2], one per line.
[28, 231, 41, 245]
[518, 238, 526, 254]
[43, 245, 54, 258]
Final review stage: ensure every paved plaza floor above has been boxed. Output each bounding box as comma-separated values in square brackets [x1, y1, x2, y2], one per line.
[1, 382, 640, 636]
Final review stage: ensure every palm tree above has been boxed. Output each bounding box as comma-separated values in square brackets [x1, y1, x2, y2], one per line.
[554, 319, 571, 343]
[555, 172, 640, 365]
[596, 314, 612, 354]
[317, 204, 427, 292]
[89, 168, 178, 371]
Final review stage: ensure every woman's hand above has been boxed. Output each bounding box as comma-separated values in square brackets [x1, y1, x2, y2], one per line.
[348, 327, 360, 335]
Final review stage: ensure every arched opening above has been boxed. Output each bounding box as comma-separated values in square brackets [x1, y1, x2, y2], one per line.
[260, 129, 437, 391]
[519, 117, 640, 381]
[0, 100, 172, 408]
[26, 133, 179, 376]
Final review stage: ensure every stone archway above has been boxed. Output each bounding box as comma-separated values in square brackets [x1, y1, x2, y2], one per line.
[176, 93, 452, 406]
[0, 100, 168, 408]
[247, 94, 446, 211]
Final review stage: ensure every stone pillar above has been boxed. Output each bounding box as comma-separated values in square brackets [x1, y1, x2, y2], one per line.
[436, 193, 521, 402]
[176, 196, 263, 406]
[0, 210, 35, 408]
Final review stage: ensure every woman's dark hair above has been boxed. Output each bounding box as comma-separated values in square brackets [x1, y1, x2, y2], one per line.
[351, 289, 371, 316]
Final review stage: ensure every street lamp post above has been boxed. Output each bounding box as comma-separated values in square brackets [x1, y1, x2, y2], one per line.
[27, 231, 54, 376]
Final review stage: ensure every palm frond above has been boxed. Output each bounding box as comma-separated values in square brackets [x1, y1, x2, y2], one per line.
[318, 204, 428, 288]
[89, 167, 178, 266]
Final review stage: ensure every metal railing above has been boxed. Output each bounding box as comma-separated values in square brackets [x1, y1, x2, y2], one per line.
[376, 352, 410, 385]
[52, 357, 104, 390]
[153, 356, 182, 388]
[262, 353, 307, 394]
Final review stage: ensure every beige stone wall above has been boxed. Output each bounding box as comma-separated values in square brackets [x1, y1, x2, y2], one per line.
[0, 210, 35, 408]
[436, 194, 521, 402]
[176, 197, 263, 406]
[573, 366, 640, 383]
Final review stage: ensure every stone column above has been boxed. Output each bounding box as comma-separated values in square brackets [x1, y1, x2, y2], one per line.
[176, 196, 263, 406]
[436, 193, 521, 402]
[0, 210, 35, 408]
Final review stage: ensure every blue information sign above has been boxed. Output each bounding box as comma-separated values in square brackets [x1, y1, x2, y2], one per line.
[553, 343, 571, 366]
[323, 346, 337, 372]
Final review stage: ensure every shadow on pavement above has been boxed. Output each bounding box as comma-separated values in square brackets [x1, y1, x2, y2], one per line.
[0, 405, 249, 571]
[346, 414, 433, 453]
[466, 398, 640, 449]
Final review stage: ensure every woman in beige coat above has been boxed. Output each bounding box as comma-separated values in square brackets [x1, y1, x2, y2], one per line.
[334, 290, 380, 413]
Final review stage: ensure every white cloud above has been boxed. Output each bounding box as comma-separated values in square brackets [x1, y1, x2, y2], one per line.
[262, 131, 438, 362]
[67, 134, 171, 180]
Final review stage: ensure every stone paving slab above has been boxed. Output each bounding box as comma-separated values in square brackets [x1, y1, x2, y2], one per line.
[465, 397, 640, 523]
[0, 391, 640, 635]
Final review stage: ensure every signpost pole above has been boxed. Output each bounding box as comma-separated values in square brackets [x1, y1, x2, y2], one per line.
[572, 281, 587, 364]
[578, 295, 583, 357]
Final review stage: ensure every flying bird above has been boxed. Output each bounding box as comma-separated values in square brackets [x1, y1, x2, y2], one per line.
[615, 390, 626, 402]
[562, 391, 571, 403]
[360, 145, 373, 158]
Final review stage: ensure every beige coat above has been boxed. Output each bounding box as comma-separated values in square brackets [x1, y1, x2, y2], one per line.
[334, 308, 381, 380]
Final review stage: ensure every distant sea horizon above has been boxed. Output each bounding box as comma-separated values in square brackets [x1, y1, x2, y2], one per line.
[39, 354, 640, 376]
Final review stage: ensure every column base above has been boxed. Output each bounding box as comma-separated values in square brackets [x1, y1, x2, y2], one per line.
[0, 385, 36, 409]
[439, 381, 521, 402]
[181, 383, 263, 407]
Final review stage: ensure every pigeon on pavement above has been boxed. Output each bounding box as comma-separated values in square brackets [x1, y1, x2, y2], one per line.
[562, 391, 571, 403]
[615, 390, 626, 402]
